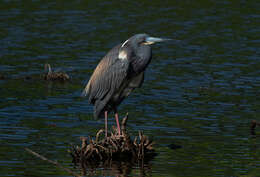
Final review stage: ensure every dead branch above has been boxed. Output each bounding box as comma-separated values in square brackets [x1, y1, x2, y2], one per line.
[25, 148, 82, 177]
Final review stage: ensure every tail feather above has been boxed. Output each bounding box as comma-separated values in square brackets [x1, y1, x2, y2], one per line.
[81, 81, 91, 97]
[94, 100, 105, 119]
[81, 88, 89, 97]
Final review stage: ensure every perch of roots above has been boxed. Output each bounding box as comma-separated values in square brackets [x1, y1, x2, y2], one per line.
[70, 114, 156, 168]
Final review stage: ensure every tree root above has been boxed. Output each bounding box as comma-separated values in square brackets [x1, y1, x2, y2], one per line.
[70, 114, 156, 169]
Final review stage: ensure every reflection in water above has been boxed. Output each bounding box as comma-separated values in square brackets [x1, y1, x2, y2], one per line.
[74, 158, 153, 177]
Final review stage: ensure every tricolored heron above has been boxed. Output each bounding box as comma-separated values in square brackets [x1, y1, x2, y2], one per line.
[82, 33, 171, 137]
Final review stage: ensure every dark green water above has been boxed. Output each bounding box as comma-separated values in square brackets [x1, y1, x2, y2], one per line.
[1, 0, 260, 176]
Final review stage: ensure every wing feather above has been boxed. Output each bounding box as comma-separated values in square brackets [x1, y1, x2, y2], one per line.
[82, 45, 129, 107]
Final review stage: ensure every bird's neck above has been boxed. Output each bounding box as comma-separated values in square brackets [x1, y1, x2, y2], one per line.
[130, 46, 152, 74]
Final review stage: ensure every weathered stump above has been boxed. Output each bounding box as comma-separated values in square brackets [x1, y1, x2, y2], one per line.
[251, 120, 260, 135]
[70, 114, 156, 170]
[0, 74, 6, 80]
[43, 64, 70, 81]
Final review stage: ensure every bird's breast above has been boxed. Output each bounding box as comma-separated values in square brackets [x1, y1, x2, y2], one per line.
[128, 72, 144, 88]
[111, 71, 144, 105]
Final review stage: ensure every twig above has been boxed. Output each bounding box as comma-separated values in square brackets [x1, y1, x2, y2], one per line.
[96, 129, 104, 143]
[25, 148, 82, 177]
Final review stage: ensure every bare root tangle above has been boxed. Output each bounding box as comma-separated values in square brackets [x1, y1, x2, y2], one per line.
[70, 114, 156, 169]
[43, 64, 70, 81]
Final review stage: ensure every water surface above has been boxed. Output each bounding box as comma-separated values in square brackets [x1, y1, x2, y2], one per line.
[0, 0, 260, 176]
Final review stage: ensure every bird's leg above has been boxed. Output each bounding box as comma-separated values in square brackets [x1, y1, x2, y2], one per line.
[105, 111, 108, 138]
[115, 112, 121, 135]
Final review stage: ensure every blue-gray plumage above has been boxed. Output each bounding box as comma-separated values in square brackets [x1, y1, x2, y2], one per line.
[82, 33, 171, 136]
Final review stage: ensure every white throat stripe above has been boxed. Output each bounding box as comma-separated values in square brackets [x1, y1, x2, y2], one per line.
[118, 50, 127, 60]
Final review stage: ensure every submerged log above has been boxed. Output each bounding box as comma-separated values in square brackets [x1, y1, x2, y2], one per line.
[70, 114, 156, 169]
[251, 120, 260, 135]
[43, 64, 70, 81]
[0, 74, 6, 80]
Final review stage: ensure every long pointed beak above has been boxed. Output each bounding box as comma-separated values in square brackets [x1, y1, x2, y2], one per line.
[144, 37, 173, 45]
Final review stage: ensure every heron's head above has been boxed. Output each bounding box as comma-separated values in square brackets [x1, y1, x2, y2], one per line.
[119, 33, 171, 60]
[121, 33, 171, 48]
